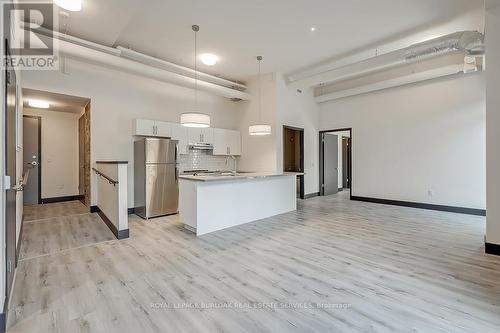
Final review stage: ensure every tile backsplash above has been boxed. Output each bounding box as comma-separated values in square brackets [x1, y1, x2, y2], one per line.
[179, 150, 237, 172]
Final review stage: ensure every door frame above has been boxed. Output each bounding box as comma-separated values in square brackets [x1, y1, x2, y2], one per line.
[283, 125, 305, 199]
[23, 115, 42, 204]
[319, 128, 353, 199]
[4, 38, 18, 321]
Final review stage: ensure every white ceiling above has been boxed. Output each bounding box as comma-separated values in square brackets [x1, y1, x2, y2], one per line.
[23, 88, 90, 113]
[31, 0, 483, 82]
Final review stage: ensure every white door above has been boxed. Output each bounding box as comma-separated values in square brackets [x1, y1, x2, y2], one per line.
[135, 119, 155, 136]
[171, 123, 189, 154]
[155, 121, 172, 138]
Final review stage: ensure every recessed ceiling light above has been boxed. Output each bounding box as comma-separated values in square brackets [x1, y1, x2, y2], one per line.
[54, 0, 82, 12]
[200, 53, 218, 66]
[310, 27, 316, 32]
[28, 99, 50, 109]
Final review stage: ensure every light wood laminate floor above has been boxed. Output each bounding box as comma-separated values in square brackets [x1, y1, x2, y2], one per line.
[8, 192, 500, 332]
[23, 200, 90, 222]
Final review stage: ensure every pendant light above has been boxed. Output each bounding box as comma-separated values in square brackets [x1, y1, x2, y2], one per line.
[249, 56, 271, 136]
[180, 25, 211, 128]
[54, 0, 82, 11]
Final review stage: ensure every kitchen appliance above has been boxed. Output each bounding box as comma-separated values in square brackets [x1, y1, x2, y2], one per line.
[189, 143, 214, 151]
[134, 138, 179, 219]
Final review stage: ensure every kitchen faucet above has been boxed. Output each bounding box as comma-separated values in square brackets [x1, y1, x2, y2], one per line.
[227, 155, 237, 175]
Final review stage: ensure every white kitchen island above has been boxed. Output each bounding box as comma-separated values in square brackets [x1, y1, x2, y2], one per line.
[179, 173, 298, 236]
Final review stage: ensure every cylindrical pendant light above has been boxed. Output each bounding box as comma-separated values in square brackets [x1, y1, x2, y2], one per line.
[180, 113, 210, 128]
[249, 56, 271, 136]
[181, 25, 211, 128]
[248, 124, 272, 135]
[54, 0, 82, 11]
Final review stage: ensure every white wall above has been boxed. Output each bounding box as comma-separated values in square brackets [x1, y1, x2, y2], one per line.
[319, 73, 486, 209]
[24, 108, 80, 198]
[275, 74, 319, 195]
[95, 163, 128, 232]
[22, 58, 244, 207]
[238, 73, 278, 173]
[486, 0, 500, 245]
[238, 73, 320, 195]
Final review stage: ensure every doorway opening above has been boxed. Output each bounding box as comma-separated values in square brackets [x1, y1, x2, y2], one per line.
[283, 125, 305, 199]
[22, 89, 91, 207]
[319, 128, 352, 198]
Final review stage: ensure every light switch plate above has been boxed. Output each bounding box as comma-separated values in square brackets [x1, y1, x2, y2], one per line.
[4, 175, 11, 190]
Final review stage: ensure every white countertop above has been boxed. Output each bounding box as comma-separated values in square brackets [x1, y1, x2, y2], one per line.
[179, 172, 303, 182]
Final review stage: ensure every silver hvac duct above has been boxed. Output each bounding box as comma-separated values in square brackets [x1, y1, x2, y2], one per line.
[405, 31, 484, 61]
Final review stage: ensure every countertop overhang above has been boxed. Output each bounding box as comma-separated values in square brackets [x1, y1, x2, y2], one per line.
[179, 172, 303, 182]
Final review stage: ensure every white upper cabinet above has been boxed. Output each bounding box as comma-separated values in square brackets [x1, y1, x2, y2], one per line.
[227, 129, 241, 156]
[155, 121, 172, 138]
[134, 119, 240, 156]
[134, 119, 156, 136]
[213, 128, 241, 156]
[188, 128, 213, 144]
[170, 123, 189, 155]
[212, 128, 227, 155]
[134, 119, 171, 137]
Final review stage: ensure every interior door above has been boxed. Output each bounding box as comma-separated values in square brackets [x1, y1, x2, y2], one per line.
[23, 116, 41, 205]
[342, 137, 351, 189]
[5, 41, 18, 304]
[323, 134, 339, 195]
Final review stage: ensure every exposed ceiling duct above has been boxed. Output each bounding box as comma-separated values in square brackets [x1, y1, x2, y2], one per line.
[315, 52, 484, 103]
[25, 24, 250, 101]
[288, 31, 484, 89]
[405, 31, 484, 61]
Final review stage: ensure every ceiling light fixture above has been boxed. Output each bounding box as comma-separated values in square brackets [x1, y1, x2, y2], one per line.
[54, 0, 82, 12]
[28, 99, 50, 109]
[249, 56, 271, 136]
[200, 53, 218, 66]
[180, 25, 211, 128]
[310, 27, 316, 32]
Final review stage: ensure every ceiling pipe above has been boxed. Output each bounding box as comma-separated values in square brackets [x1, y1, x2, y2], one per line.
[288, 31, 484, 89]
[57, 38, 250, 100]
[26, 25, 250, 101]
[315, 64, 466, 103]
[117, 46, 247, 91]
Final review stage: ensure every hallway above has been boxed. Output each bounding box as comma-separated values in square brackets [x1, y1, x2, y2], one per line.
[20, 201, 115, 261]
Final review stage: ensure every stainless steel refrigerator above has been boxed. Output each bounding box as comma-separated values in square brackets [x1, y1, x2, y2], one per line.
[134, 138, 179, 219]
